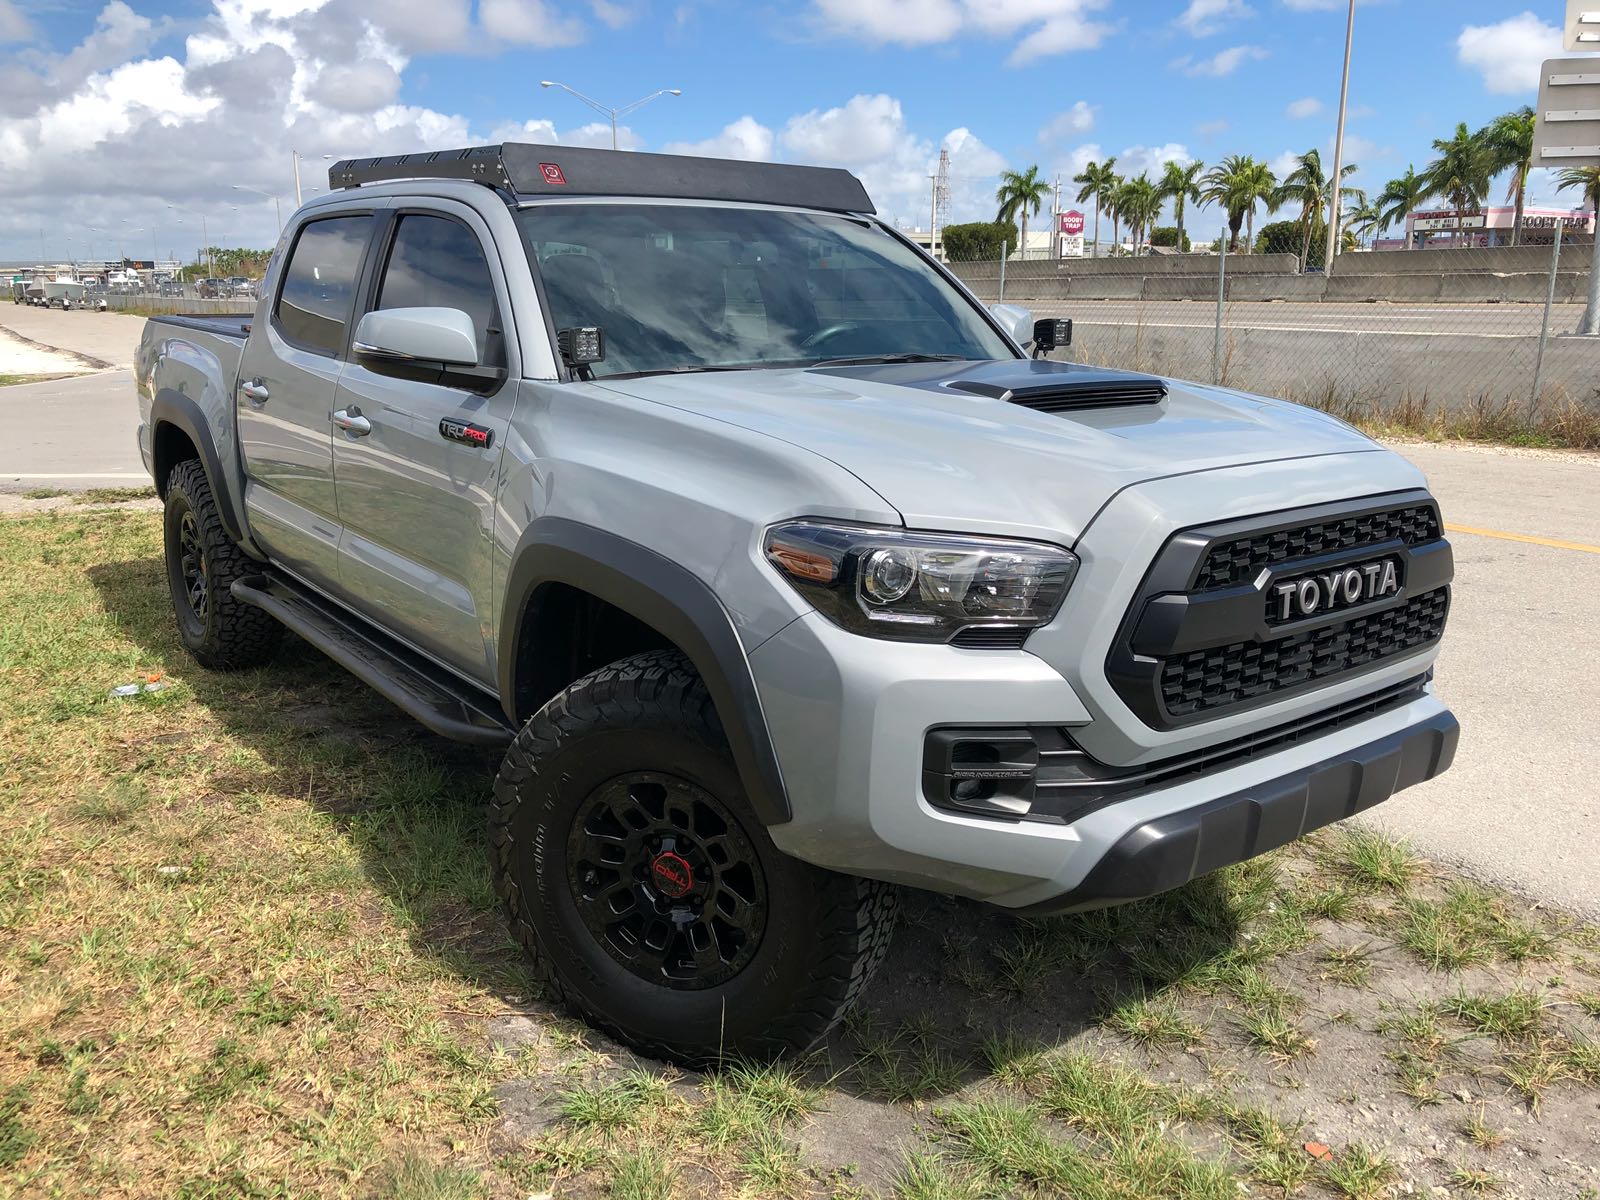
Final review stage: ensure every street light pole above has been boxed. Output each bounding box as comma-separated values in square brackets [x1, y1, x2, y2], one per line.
[233, 185, 284, 233]
[1323, 0, 1356, 273]
[539, 81, 683, 151]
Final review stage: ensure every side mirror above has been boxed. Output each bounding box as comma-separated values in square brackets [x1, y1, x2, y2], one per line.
[353, 306, 479, 367]
[988, 303, 1034, 347]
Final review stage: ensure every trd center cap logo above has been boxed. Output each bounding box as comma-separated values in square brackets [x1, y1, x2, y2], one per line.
[650, 851, 694, 898]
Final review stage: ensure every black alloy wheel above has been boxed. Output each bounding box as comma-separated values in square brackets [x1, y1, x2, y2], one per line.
[566, 771, 768, 990]
[177, 508, 208, 623]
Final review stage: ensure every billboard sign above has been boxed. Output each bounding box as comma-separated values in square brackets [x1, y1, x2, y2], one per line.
[1412, 213, 1487, 232]
[1535, 58, 1600, 168]
[1059, 210, 1086, 236]
[1058, 234, 1085, 258]
[1565, 0, 1600, 51]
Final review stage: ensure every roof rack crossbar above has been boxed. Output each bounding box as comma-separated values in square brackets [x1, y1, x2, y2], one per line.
[327, 142, 876, 214]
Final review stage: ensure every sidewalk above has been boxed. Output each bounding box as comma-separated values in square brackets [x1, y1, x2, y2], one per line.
[0, 301, 146, 370]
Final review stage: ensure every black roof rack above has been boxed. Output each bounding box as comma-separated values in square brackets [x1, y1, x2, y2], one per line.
[328, 143, 876, 214]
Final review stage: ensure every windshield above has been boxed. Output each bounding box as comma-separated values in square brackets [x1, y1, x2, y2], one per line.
[518, 203, 1014, 377]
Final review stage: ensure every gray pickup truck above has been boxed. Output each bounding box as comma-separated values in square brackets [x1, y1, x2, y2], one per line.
[136, 143, 1458, 1064]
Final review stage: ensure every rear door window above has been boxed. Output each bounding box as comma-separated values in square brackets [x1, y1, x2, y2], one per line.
[275, 214, 374, 356]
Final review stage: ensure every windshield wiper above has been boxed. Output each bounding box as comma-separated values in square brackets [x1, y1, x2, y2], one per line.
[605, 364, 764, 380]
[808, 353, 969, 367]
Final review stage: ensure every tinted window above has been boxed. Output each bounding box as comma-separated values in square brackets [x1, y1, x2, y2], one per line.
[518, 204, 1012, 377]
[377, 215, 498, 361]
[276, 215, 373, 355]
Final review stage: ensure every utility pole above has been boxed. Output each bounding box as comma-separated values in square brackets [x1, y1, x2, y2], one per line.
[540, 82, 682, 151]
[928, 175, 940, 261]
[1323, 0, 1356, 273]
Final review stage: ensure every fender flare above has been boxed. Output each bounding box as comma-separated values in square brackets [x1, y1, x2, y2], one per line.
[499, 518, 792, 826]
[149, 388, 254, 551]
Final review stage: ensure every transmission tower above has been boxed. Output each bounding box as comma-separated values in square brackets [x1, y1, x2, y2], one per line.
[928, 148, 952, 258]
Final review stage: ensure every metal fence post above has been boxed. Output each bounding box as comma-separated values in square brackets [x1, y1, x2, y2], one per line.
[1531, 225, 1563, 405]
[1212, 226, 1229, 385]
[998, 242, 1007, 304]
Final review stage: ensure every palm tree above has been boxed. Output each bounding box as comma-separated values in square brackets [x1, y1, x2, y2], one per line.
[1343, 196, 1383, 249]
[1105, 173, 1127, 252]
[1376, 166, 1427, 250]
[1273, 148, 1361, 270]
[1116, 175, 1163, 254]
[1158, 160, 1205, 253]
[1201, 155, 1278, 252]
[1073, 158, 1118, 258]
[995, 165, 1051, 261]
[1421, 122, 1493, 246]
[1555, 165, 1600, 230]
[1481, 106, 1536, 247]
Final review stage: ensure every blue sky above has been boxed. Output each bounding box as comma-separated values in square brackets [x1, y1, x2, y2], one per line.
[0, 0, 1590, 259]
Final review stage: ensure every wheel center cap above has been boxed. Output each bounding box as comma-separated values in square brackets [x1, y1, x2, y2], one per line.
[649, 851, 694, 899]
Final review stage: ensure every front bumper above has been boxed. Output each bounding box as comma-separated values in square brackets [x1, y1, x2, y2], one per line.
[1014, 706, 1458, 914]
[749, 610, 1456, 909]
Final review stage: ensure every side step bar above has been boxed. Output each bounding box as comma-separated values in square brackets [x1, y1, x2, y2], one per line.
[232, 572, 515, 748]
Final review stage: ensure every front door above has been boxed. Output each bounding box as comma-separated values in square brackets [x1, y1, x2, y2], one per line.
[330, 206, 518, 682]
[237, 211, 378, 592]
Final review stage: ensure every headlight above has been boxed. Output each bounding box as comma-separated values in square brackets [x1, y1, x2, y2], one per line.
[763, 520, 1078, 643]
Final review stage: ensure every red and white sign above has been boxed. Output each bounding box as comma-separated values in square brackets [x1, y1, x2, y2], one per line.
[1059, 210, 1086, 236]
[538, 162, 567, 186]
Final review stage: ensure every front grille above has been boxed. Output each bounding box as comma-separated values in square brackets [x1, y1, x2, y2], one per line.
[1105, 492, 1453, 729]
[1194, 504, 1441, 591]
[1160, 589, 1449, 718]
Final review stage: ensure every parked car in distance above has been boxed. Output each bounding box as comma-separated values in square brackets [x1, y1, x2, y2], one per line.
[196, 278, 222, 299]
[157, 276, 185, 297]
[135, 141, 1459, 1067]
[225, 276, 256, 297]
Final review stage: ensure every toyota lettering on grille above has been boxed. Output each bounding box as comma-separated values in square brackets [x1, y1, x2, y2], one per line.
[1271, 559, 1399, 622]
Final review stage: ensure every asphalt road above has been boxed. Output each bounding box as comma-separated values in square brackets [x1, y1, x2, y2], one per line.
[1028, 299, 1586, 337]
[0, 370, 145, 489]
[0, 350, 1596, 919]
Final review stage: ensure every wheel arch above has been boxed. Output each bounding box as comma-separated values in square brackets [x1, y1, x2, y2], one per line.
[499, 518, 792, 826]
[149, 387, 256, 553]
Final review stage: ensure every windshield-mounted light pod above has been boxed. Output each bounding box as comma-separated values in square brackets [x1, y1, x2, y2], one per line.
[763, 521, 1078, 643]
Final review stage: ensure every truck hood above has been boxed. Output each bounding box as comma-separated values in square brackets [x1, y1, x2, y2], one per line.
[597, 359, 1384, 545]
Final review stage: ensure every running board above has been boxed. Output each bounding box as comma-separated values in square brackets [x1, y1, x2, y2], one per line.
[231, 572, 515, 747]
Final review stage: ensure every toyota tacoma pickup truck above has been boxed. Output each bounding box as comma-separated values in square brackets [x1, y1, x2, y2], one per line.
[135, 143, 1457, 1064]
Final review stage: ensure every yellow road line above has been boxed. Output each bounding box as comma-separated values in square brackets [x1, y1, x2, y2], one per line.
[1445, 523, 1600, 555]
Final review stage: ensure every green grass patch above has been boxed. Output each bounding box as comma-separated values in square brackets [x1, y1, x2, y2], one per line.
[1322, 1142, 1400, 1200]
[74, 486, 157, 505]
[1101, 994, 1206, 1050]
[1394, 882, 1556, 970]
[1443, 988, 1549, 1041]
[1326, 828, 1423, 892]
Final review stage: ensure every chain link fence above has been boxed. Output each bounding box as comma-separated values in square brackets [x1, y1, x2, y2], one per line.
[945, 233, 1600, 448]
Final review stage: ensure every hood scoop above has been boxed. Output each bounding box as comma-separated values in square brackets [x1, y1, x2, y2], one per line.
[946, 368, 1168, 413]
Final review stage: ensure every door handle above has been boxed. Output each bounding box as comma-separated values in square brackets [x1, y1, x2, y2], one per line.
[333, 407, 372, 437]
[241, 379, 270, 406]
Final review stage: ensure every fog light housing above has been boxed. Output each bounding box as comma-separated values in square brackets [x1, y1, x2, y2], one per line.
[922, 729, 1039, 820]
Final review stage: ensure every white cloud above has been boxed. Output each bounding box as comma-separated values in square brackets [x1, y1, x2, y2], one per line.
[1038, 101, 1096, 143]
[1118, 143, 1193, 180]
[306, 58, 401, 111]
[663, 116, 775, 161]
[1269, 150, 1300, 178]
[1173, 44, 1269, 77]
[0, 0, 32, 43]
[811, 0, 1115, 63]
[1178, 0, 1252, 37]
[1457, 12, 1561, 95]
[1285, 96, 1322, 119]
[479, 0, 584, 44]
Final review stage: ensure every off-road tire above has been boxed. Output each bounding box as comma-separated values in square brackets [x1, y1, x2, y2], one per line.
[163, 459, 280, 671]
[490, 649, 896, 1065]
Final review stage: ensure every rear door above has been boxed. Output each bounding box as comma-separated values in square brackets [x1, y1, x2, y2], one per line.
[329, 203, 519, 681]
[237, 209, 379, 590]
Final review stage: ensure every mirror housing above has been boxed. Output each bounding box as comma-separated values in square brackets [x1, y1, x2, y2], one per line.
[353, 306, 479, 367]
[988, 303, 1034, 348]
